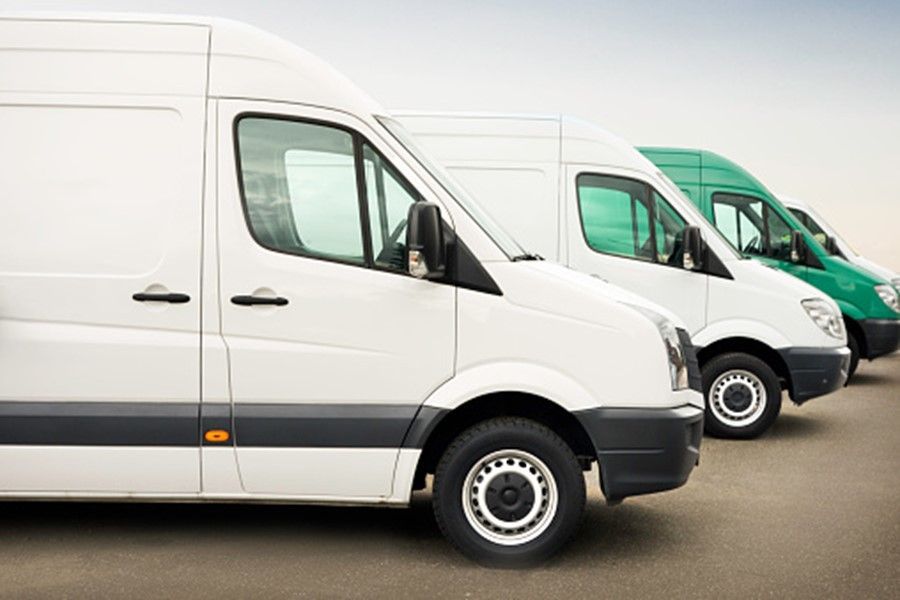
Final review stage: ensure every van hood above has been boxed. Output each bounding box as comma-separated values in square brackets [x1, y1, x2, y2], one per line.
[486, 260, 688, 331]
[851, 255, 898, 286]
[731, 259, 842, 314]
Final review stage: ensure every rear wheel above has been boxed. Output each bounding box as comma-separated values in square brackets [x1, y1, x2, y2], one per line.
[702, 352, 782, 439]
[432, 417, 585, 567]
[846, 329, 860, 382]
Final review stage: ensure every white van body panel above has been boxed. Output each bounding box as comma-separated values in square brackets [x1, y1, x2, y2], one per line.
[0, 15, 700, 505]
[395, 115, 563, 261]
[0, 17, 209, 97]
[0, 16, 208, 493]
[0, 447, 198, 494]
[704, 259, 844, 349]
[394, 112, 846, 355]
[779, 194, 899, 285]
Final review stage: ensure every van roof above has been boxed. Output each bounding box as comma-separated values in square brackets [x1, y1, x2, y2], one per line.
[392, 111, 659, 173]
[640, 147, 778, 200]
[0, 12, 385, 116]
[777, 194, 807, 210]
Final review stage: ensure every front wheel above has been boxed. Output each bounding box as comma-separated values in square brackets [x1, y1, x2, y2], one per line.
[432, 417, 585, 567]
[702, 352, 782, 439]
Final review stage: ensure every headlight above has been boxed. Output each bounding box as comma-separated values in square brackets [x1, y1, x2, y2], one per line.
[891, 277, 900, 291]
[875, 284, 900, 314]
[627, 304, 689, 390]
[801, 298, 845, 339]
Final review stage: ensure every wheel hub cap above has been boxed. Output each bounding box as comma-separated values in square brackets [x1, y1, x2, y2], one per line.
[461, 449, 559, 546]
[709, 369, 768, 428]
[485, 473, 534, 522]
[722, 383, 753, 412]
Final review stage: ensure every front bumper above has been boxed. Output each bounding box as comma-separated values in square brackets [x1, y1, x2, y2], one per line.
[778, 346, 851, 404]
[575, 404, 703, 503]
[859, 319, 900, 360]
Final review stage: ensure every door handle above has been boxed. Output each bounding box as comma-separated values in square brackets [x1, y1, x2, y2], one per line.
[132, 292, 191, 304]
[231, 295, 289, 307]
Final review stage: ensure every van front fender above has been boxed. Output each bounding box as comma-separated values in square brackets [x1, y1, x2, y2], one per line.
[835, 298, 866, 322]
[421, 361, 600, 413]
[692, 319, 791, 351]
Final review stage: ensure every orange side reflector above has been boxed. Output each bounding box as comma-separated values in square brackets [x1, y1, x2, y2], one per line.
[204, 429, 230, 443]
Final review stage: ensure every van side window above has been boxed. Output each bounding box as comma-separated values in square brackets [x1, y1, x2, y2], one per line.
[653, 192, 687, 264]
[713, 203, 741, 248]
[238, 118, 365, 264]
[363, 144, 420, 271]
[789, 208, 828, 245]
[236, 116, 424, 272]
[711, 193, 794, 260]
[576, 174, 689, 267]
[765, 206, 794, 261]
[577, 175, 654, 261]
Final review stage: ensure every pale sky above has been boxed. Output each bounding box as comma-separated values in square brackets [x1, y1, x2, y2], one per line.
[5, 0, 899, 270]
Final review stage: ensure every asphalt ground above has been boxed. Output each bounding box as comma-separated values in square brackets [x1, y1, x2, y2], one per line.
[0, 354, 897, 599]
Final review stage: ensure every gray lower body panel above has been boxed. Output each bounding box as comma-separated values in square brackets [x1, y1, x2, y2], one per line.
[575, 404, 703, 502]
[778, 346, 851, 404]
[859, 319, 900, 360]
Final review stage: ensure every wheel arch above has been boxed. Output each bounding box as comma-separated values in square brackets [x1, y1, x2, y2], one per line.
[842, 315, 868, 359]
[696, 336, 792, 393]
[407, 391, 596, 492]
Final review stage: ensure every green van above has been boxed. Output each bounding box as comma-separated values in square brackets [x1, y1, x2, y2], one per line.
[639, 148, 900, 377]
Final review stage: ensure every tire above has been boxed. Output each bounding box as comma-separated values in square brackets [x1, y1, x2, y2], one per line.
[702, 352, 782, 439]
[846, 330, 860, 382]
[432, 417, 586, 567]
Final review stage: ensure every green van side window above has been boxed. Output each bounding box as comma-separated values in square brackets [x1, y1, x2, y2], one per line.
[711, 193, 796, 261]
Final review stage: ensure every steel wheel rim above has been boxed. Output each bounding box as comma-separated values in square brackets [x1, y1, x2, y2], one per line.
[461, 449, 559, 546]
[709, 369, 767, 428]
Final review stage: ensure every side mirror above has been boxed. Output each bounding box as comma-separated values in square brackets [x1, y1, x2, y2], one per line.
[406, 202, 446, 279]
[682, 225, 704, 271]
[789, 230, 806, 263]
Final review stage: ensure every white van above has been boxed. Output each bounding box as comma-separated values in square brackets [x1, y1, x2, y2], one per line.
[780, 194, 900, 291]
[393, 112, 852, 439]
[0, 15, 703, 566]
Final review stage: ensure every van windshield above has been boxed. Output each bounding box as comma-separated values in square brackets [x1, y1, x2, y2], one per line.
[654, 171, 742, 260]
[376, 116, 526, 259]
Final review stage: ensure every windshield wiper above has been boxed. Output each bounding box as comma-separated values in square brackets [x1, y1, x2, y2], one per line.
[512, 253, 544, 261]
